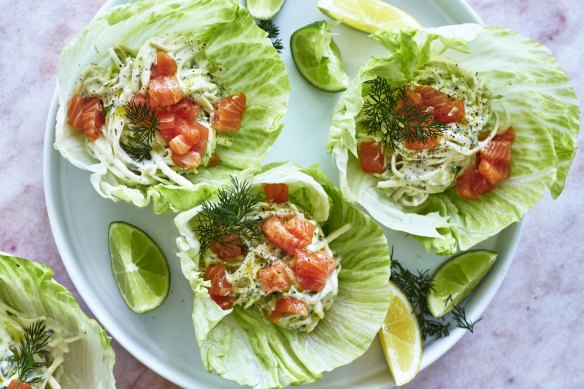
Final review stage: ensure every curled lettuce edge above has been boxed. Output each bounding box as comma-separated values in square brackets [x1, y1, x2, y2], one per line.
[0, 253, 116, 388]
[175, 163, 392, 388]
[327, 24, 580, 255]
[54, 0, 290, 214]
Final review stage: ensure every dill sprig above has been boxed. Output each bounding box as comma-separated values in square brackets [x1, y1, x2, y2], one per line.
[193, 177, 262, 255]
[121, 141, 152, 162]
[121, 101, 160, 161]
[258, 19, 283, 53]
[16, 320, 52, 384]
[391, 259, 450, 340]
[446, 295, 481, 333]
[390, 256, 480, 340]
[361, 77, 447, 149]
[125, 100, 160, 144]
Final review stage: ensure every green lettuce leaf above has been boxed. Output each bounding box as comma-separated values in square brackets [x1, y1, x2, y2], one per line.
[328, 24, 580, 255]
[0, 254, 115, 388]
[55, 0, 289, 213]
[175, 164, 392, 388]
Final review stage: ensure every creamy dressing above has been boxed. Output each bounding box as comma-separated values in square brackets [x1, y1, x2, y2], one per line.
[202, 202, 340, 333]
[360, 60, 502, 207]
[77, 34, 224, 188]
[0, 304, 83, 389]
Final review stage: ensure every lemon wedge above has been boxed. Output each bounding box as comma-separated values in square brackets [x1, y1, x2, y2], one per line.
[317, 0, 420, 33]
[379, 281, 422, 386]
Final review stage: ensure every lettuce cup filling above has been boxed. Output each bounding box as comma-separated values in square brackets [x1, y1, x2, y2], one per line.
[0, 254, 115, 389]
[55, 0, 289, 213]
[175, 164, 392, 388]
[328, 24, 580, 255]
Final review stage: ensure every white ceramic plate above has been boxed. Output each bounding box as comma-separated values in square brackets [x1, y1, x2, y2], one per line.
[44, 0, 522, 387]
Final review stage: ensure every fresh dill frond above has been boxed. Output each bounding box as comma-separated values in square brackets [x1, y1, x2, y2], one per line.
[391, 259, 450, 340]
[391, 256, 483, 340]
[125, 100, 160, 144]
[121, 101, 160, 161]
[193, 177, 262, 255]
[361, 77, 447, 149]
[17, 320, 52, 384]
[446, 295, 481, 333]
[121, 140, 152, 161]
[257, 19, 283, 53]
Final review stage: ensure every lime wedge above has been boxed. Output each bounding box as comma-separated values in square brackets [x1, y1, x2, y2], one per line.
[247, 0, 286, 20]
[317, 0, 420, 33]
[427, 250, 498, 318]
[291, 21, 349, 93]
[108, 221, 170, 314]
[379, 281, 422, 386]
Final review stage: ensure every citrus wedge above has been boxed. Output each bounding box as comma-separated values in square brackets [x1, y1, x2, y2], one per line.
[379, 281, 422, 386]
[317, 0, 420, 33]
[427, 250, 498, 318]
[108, 221, 170, 314]
[291, 21, 349, 92]
[247, 0, 286, 20]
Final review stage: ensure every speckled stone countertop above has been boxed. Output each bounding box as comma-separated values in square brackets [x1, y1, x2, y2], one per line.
[0, 0, 582, 388]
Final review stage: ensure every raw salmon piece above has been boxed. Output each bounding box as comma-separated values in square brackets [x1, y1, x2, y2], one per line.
[148, 76, 183, 108]
[171, 150, 202, 169]
[359, 140, 385, 174]
[150, 51, 177, 78]
[269, 297, 308, 323]
[169, 135, 191, 155]
[170, 98, 202, 123]
[212, 92, 246, 132]
[292, 249, 336, 292]
[210, 234, 245, 260]
[478, 158, 510, 185]
[259, 261, 291, 293]
[263, 183, 289, 203]
[493, 127, 516, 142]
[204, 264, 234, 309]
[261, 215, 315, 255]
[480, 140, 512, 164]
[456, 168, 493, 200]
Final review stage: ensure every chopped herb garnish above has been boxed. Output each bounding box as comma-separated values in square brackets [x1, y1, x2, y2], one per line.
[16, 320, 52, 384]
[193, 177, 262, 255]
[361, 77, 447, 149]
[121, 101, 160, 161]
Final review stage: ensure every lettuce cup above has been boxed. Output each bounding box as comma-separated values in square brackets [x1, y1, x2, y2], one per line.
[0, 254, 115, 388]
[175, 164, 392, 388]
[55, 0, 289, 213]
[328, 24, 580, 255]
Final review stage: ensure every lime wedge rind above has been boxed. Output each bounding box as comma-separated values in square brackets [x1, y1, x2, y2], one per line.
[427, 249, 498, 318]
[290, 21, 349, 93]
[108, 221, 170, 314]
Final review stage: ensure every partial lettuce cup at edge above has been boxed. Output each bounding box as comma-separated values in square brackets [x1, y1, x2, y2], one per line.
[0, 253, 116, 388]
[54, 0, 290, 214]
[327, 24, 580, 255]
[175, 163, 392, 388]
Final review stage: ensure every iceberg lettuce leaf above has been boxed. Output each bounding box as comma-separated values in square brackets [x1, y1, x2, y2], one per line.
[55, 0, 289, 213]
[328, 24, 580, 255]
[175, 164, 391, 388]
[0, 254, 115, 388]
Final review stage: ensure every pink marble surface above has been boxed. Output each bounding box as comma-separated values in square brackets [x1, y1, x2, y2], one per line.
[0, 0, 582, 388]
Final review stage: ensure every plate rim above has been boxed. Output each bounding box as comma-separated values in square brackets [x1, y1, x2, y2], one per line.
[42, 1, 524, 388]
